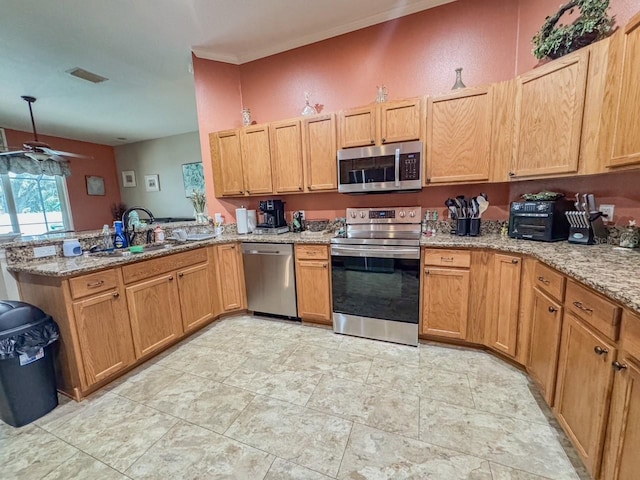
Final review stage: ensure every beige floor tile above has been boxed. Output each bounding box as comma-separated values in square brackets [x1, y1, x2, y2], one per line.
[143, 374, 255, 433]
[419, 399, 579, 479]
[283, 344, 373, 383]
[265, 457, 333, 480]
[226, 395, 352, 477]
[224, 358, 323, 405]
[215, 332, 300, 363]
[339, 335, 420, 366]
[126, 421, 274, 479]
[489, 462, 554, 480]
[49, 392, 178, 472]
[307, 376, 420, 438]
[109, 363, 185, 402]
[42, 451, 128, 479]
[35, 390, 112, 432]
[0, 422, 78, 479]
[155, 342, 247, 381]
[338, 423, 493, 479]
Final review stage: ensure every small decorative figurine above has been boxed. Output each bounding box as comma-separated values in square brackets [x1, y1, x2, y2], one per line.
[301, 92, 318, 116]
[375, 85, 388, 103]
[452, 68, 466, 90]
[241, 108, 251, 126]
[619, 220, 639, 248]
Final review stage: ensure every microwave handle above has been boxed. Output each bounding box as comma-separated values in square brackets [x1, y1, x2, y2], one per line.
[394, 148, 400, 187]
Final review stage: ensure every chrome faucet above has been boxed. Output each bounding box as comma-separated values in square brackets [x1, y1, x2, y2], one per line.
[122, 206, 155, 245]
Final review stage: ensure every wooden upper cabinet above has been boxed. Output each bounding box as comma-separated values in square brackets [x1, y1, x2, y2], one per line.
[426, 86, 492, 184]
[421, 266, 470, 339]
[241, 125, 273, 195]
[215, 243, 246, 312]
[270, 119, 304, 193]
[303, 114, 337, 191]
[379, 99, 422, 144]
[608, 13, 640, 168]
[339, 106, 377, 148]
[511, 49, 590, 178]
[487, 254, 522, 357]
[210, 130, 244, 196]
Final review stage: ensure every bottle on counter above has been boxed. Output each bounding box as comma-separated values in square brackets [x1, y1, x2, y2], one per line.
[102, 224, 114, 251]
[113, 221, 127, 249]
[154, 225, 165, 243]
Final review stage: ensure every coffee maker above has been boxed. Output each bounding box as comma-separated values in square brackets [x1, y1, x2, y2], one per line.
[254, 200, 289, 234]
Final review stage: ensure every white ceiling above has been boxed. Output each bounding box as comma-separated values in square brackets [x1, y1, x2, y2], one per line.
[0, 0, 454, 147]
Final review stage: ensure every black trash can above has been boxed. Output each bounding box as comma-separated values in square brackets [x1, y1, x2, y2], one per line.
[0, 301, 59, 427]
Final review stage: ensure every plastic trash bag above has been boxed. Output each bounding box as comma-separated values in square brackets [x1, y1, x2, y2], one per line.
[0, 320, 59, 359]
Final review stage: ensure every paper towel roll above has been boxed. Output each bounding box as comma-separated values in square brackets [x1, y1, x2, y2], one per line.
[247, 210, 257, 233]
[236, 207, 248, 234]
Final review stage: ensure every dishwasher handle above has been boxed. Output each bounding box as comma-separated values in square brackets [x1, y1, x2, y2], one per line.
[245, 249, 282, 255]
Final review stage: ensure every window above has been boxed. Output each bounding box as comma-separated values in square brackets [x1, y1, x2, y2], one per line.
[0, 173, 73, 235]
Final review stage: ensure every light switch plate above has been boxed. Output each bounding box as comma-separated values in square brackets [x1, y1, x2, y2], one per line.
[33, 245, 57, 258]
[599, 204, 615, 223]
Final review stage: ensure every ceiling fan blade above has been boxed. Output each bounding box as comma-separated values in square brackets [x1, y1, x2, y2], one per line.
[40, 147, 91, 159]
[0, 150, 30, 158]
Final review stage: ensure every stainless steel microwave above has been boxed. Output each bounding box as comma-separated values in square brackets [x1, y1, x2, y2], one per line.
[337, 141, 423, 193]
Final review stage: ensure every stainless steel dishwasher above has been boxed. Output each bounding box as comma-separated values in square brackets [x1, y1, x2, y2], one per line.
[241, 243, 298, 318]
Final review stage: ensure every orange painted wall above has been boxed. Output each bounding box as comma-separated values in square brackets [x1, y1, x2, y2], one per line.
[4, 128, 120, 231]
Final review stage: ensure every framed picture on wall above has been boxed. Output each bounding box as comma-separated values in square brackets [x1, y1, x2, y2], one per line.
[86, 175, 106, 196]
[122, 170, 136, 187]
[145, 174, 160, 192]
[181, 162, 204, 197]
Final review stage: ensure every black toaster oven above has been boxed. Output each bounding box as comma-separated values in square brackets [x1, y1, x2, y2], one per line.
[508, 200, 571, 242]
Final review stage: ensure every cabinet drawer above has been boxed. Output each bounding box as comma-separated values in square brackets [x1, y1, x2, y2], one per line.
[534, 262, 566, 301]
[621, 310, 640, 362]
[566, 280, 621, 340]
[295, 244, 329, 260]
[122, 248, 208, 284]
[69, 269, 119, 299]
[424, 249, 470, 268]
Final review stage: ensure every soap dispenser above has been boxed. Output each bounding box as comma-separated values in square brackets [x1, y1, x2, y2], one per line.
[113, 221, 127, 248]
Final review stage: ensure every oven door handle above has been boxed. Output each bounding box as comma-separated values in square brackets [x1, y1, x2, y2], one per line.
[394, 148, 400, 187]
[331, 245, 420, 260]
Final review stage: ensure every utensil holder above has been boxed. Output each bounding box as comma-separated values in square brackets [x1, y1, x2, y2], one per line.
[469, 218, 481, 237]
[456, 218, 470, 236]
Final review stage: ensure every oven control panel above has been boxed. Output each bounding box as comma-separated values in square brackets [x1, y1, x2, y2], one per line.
[346, 207, 422, 224]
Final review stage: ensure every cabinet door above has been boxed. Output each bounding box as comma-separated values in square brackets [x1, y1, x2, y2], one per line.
[215, 243, 246, 311]
[241, 125, 273, 195]
[601, 357, 640, 480]
[608, 14, 640, 168]
[339, 106, 377, 148]
[303, 114, 337, 191]
[73, 289, 135, 386]
[210, 130, 245, 196]
[379, 99, 422, 144]
[512, 49, 589, 177]
[177, 263, 214, 333]
[421, 267, 469, 339]
[527, 288, 563, 405]
[487, 254, 522, 357]
[426, 87, 492, 183]
[554, 313, 617, 477]
[126, 274, 183, 358]
[295, 259, 331, 324]
[270, 120, 304, 193]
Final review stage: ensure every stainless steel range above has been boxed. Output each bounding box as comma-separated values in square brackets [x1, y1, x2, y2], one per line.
[331, 206, 421, 346]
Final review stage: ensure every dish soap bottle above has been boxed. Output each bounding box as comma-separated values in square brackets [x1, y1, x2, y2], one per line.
[102, 224, 114, 251]
[154, 225, 165, 243]
[113, 221, 127, 249]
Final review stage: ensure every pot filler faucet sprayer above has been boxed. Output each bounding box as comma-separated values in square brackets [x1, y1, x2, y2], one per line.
[122, 206, 155, 245]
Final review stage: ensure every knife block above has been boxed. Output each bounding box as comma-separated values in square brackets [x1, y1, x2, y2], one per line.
[567, 213, 608, 245]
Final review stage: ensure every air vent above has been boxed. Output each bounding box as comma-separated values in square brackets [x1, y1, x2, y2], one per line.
[66, 67, 108, 84]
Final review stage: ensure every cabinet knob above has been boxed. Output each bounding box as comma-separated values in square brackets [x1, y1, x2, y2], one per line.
[231, 245, 236, 249]
[169, 276, 174, 281]
[424, 269, 430, 275]
[239, 191, 244, 194]
[382, 138, 386, 143]
[594, 346, 609, 356]
[370, 139, 375, 145]
[509, 172, 515, 177]
[548, 306, 557, 313]
[511, 258, 519, 264]
[246, 190, 251, 195]
[426, 177, 431, 183]
[298, 186, 303, 191]
[112, 291, 120, 298]
[178, 272, 184, 278]
[612, 361, 628, 371]
[323, 263, 327, 268]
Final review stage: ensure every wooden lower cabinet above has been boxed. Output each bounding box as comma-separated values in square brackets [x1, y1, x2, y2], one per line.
[295, 257, 332, 325]
[554, 313, 617, 477]
[215, 243, 246, 311]
[527, 288, 564, 405]
[72, 288, 135, 386]
[126, 273, 183, 358]
[177, 263, 214, 332]
[487, 254, 522, 357]
[421, 266, 469, 339]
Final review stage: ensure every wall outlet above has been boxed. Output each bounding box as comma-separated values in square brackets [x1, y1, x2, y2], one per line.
[33, 245, 57, 258]
[599, 204, 615, 223]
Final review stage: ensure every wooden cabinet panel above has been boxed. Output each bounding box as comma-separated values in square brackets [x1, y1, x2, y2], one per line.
[487, 254, 522, 357]
[554, 313, 616, 477]
[72, 289, 135, 386]
[295, 256, 331, 324]
[527, 289, 563, 405]
[177, 263, 214, 333]
[424, 249, 471, 268]
[421, 267, 469, 339]
[215, 243, 246, 312]
[339, 106, 376, 148]
[512, 49, 589, 178]
[210, 130, 245, 196]
[621, 310, 640, 361]
[379, 99, 422, 144]
[533, 262, 566, 302]
[426, 87, 492, 183]
[122, 248, 207, 284]
[608, 13, 640, 168]
[270, 120, 304, 193]
[303, 114, 337, 191]
[126, 274, 183, 358]
[69, 269, 119, 300]
[296, 244, 329, 260]
[241, 125, 273, 195]
[566, 280, 621, 340]
[601, 357, 640, 480]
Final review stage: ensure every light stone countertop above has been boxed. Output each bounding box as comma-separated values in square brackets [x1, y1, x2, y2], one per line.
[8, 231, 640, 315]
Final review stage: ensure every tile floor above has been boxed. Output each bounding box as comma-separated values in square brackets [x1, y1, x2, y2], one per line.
[0, 315, 589, 479]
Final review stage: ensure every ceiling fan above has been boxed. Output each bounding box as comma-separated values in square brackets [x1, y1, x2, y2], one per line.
[0, 96, 90, 162]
